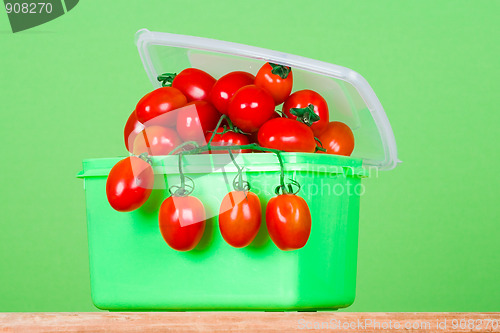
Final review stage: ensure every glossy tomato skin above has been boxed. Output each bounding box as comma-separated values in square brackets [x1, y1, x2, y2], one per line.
[266, 194, 312, 251]
[106, 156, 154, 212]
[317, 121, 355, 156]
[228, 85, 275, 133]
[257, 118, 316, 153]
[135, 87, 187, 124]
[210, 71, 255, 114]
[219, 191, 262, 248]
[205, 128, 251, 153]
[176, 101, 221, 144]
[124, 110, 145, 153]
[159, 196, 206, 251]
[255, 63, 293, 105]
[132, 126, 182, 156]
[283, 89, 329, 135]
[248, 112, 280, 145]
[172, 68, 216, 102]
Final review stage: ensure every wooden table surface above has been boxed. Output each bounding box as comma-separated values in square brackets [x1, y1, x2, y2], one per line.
[0, 312, 499, 332]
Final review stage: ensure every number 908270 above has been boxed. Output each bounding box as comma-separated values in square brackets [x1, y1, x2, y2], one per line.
[5, 2, 53, 14]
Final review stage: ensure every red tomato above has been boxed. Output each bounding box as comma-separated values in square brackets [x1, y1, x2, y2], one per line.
[135, 87, 187, 124]
[257, 118, 316, 153]
[210, 71, 255, 114]
[124, 110, 145, 153]
[283, 89, 330, 135]
[248, 112, 280, 145]
[205, 128, 251, 154]
[317, 121, 355, 156]
[228, 85, 275, 133]
[176, 101, 221, 144]
[159, 196, 206, 251]
[266, 194, 311, 251]
[172, 68, 216, 102]
[133, 126, 182, 156]
[219, 191, 262, 248]
[255, 63, 293, 105]
[106, 156, 154, 212]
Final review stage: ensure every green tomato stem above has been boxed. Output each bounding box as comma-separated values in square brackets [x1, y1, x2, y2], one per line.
[206, 114, 228, 151]
[156, 113, 304, 197]
[228, 150, 250, 192]
[269, 63, 292, 79]
[314, 137, 327, 153]
[168, 152, 195, 197]
[157, 73, 177, 87]
[289, 104, 320, 126]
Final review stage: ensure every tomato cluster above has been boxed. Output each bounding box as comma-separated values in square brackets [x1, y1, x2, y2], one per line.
[109, 62, 356, 252]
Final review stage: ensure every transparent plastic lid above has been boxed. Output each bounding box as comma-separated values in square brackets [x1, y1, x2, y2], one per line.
[135, 29, 399, 170]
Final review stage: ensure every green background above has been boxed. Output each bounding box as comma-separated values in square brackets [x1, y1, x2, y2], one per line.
[0, 0, 498, 312]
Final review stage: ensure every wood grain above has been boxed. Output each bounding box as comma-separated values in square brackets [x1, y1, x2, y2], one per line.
[0, 312, 499, 333]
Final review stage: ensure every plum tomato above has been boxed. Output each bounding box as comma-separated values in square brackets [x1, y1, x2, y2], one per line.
[283, 89, 329, 135]
[255, 62, 293, 105]
[248, 111, 280, 145]
[205, 128, 251, 154]
[159, 195, 206, 251]
[266, 194, 311, 251]
[106, 156, 154, 212]
[176, 101, 221, 144]
[227, 85, 275, 133]
[257, 118, 316, 153]
[172, 68, 216, 102]
[219, 191, 262, 248]
[132, 126, 182, 156]
[135, 87, 187, 124]
[316, 121, 355, 156]
[210, 71, 255, 114]
[124, 110, 145, 153]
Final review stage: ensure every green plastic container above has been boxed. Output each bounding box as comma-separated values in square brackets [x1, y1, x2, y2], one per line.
[78, 30, 399, 311]
[79, 153, 366, 310]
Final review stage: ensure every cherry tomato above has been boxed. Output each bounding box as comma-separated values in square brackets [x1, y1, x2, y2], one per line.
[219, 191, 261, 248]
[210, 71, 255, 114]
[135, 87, 187, 127]
[317, 121, 355, 156]
[159, 196, 206, 251]
[135, 87, 187, 125]
[255, 63, 293, 105]
[133, 126, 182, 156]
[124, 110, 145, 153]
[248, 112, 280, 145]
[172, 68, 216, 102]
[283, 89, 330, 135]
[257, 118, 316, 153]
[205, 128, 251, 154]
[266, 194, 311, 251]
[106, 156, 154, 212]
[228, 85, 275, 133]
[176, 101, 221, 144]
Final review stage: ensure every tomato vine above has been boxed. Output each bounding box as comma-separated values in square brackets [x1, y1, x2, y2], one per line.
[157, 115, 309, 197]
